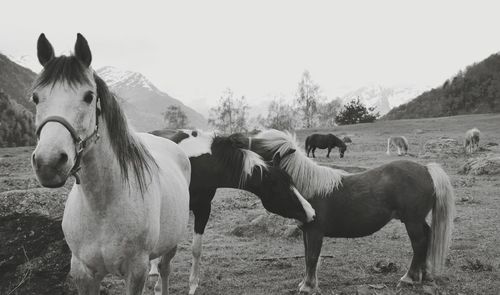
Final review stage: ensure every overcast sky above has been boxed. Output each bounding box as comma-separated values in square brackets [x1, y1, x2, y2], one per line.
[2, 0, 500, 114]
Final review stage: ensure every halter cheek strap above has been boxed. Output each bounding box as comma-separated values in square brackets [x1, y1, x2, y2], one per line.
[35, 99, 100, 184]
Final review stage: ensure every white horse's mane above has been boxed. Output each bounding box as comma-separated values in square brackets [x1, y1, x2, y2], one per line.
[255, 129, 348, 199]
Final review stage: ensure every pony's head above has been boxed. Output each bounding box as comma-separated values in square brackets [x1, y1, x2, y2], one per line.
[339, 144, 347, 158]
[31, 33, 98, 187]
[249, 166, 309, 223]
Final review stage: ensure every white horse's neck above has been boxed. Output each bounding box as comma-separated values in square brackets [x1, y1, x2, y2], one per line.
[77, 119, 125, 209]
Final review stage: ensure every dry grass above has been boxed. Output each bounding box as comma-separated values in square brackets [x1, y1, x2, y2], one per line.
[1, 113, 500, 294]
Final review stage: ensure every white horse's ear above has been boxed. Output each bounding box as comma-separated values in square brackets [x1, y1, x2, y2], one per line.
[37, 33, 55, 67]
[75, 33, 92, 67]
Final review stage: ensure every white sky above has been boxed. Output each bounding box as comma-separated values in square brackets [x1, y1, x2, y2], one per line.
[2, 0, 500, 115]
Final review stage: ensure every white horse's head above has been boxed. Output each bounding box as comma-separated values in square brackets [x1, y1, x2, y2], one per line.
[31, 33, 99, 187]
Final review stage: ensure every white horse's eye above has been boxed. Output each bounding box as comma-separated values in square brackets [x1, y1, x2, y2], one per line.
[83, 91, 94, 104]
[31, 93, 39, 105]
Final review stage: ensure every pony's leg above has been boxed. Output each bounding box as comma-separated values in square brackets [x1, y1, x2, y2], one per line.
[154, 246, 177, 295]
[70, 255, 102, 295]
[149, 257, 161, 276]
[299, 227, 323, 294]
[125, 255, 149, 295]
[400, 222, 428, 285]
[312, 148, 316, 158]
[397, 147, 402, 156]
[298, 229, 308, 290]
[189, 203, 212, 295]
[326, 148, 331, 158]
[420, 222, 435, 283]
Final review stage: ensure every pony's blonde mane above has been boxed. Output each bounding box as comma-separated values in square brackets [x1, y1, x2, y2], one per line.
[239, 149, 268, 187]
[255, 129, 348, 199]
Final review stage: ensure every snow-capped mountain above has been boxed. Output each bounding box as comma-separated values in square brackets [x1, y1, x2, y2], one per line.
[340, 84, 430, 115]
[97, 66, 207, 131]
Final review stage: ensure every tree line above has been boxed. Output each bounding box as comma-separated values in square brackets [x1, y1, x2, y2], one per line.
[0, 90, 36, 147]
[163, 70, 379, 133]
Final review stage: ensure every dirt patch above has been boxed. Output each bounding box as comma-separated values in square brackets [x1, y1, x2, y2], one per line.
[459, 155, 500, 175]
[230, 213, 301, 239]
[0, 190, 73, 295]
[422, 137, 463, 158]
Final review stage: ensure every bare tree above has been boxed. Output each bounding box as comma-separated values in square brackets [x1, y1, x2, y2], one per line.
[261, 98, 298, 131]
[163, 105, 188, 129]
[208, 88, 249, 133]
[296, 70, 321, 128]
[318, 98, 342, 127]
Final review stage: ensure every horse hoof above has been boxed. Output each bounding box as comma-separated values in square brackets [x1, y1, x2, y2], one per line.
[398, 272, 421, 287]
[298, 281, 318, 294]
[189, 284, 198, 295]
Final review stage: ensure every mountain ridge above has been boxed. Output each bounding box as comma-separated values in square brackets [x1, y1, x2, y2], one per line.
[96, 66, 207, 131]
[384, 53, 500, 119]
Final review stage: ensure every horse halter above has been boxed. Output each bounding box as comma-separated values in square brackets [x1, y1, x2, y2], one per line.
[35, 97, 101, 184]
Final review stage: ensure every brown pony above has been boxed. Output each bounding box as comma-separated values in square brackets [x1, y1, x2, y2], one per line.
[252, 130, 455, 294]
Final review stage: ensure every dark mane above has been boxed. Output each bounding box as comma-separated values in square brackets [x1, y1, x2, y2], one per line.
[33, 56, 92, 89]
[330, 134, 347, 148]
[94, 74, 158, 193]
[211, 133, 250, 187]
[212, 133, 266, 188]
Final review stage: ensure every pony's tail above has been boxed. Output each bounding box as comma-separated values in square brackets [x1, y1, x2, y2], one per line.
[426, 163, 455, 275]
[386, 137, 391, 155]
[305, 136, 311, 153]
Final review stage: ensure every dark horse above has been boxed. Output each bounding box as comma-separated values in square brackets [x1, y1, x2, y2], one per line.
[305, 133, 347, 158]
[152, 129, 315, 294]
[251, 130, 455, 294]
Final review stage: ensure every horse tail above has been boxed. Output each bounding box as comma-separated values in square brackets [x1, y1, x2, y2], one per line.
[305, 136, 311, 152]
[386, 137, 391, 154]
[426, 163, 455, 275]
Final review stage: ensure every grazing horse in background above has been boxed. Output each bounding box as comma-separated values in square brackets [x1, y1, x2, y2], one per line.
[464, 128, 480, 153]
[305, 133, 347, 158]
[252, 130, 455, 294]
[386, 136, 409, 156]
[30, 34, 190, 295]
[150, 129, 315, 295]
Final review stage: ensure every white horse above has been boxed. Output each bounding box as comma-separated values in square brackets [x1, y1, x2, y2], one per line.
[31, 33, 190, 295]
[464, 128, 480, 153]
[386, 136, 409, 156]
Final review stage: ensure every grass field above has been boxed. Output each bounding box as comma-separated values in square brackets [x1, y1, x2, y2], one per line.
[1, 113, 499, 294]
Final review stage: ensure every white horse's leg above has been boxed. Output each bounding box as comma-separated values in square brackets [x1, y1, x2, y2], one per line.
[126, 255, 149, 295]
[154, 246, 177, 295]
[397, 146, 402, 155]
[70, 255, 102, 295]
[189, 233, 203, 295]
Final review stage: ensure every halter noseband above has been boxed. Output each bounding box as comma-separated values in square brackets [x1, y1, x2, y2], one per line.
[35, 98, 100, 184]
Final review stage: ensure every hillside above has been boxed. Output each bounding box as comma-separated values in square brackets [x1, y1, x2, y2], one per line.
[97, 66, 207, 131]
[0, 90, 36, 147]
[385, 53, 500, 119]
[0, 53, 37, 114]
